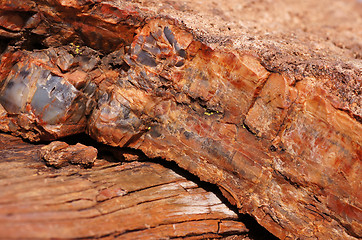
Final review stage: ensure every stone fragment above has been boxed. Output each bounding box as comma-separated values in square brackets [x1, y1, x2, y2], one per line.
[122, 153, 140, 161]
[40, 141, 97, 168]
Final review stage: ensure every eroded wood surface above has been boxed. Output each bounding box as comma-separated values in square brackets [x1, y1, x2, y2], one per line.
[0, 133, 249, 239]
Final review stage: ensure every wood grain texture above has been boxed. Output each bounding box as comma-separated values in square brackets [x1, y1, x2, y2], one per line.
[0, 133, 248, 239]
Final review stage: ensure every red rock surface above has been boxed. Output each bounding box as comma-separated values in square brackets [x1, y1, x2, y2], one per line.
[0, 0, 361, 239]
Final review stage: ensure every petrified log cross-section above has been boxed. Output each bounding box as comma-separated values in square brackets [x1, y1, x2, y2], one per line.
[0, 0, 361, 239]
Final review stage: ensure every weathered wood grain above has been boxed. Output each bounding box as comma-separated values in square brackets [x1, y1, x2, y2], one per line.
[0, 133, 249, 239]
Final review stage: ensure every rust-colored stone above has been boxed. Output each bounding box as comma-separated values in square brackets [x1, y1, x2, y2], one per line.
[0, 0, 361, 239]
[40, 141, 98, 168]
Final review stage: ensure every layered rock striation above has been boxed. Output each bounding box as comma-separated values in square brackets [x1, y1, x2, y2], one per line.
[0, 0, 361, 239]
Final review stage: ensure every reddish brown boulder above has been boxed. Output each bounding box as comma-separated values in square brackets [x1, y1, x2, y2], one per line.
[0, 0, 361, 239]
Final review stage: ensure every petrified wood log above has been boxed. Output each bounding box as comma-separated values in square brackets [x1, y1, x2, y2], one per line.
[0, 0, 361, 239]
[0, 133, 250, 239]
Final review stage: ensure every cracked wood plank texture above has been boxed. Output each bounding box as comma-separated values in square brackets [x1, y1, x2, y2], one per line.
[0, 133, 249, 239]
[0, 0, 361, 239]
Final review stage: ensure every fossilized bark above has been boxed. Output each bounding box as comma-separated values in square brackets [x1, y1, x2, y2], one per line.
[0, 0, 361, 239]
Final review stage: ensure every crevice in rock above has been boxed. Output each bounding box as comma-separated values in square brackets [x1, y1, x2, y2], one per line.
[55, 133, 279, 240]
[0, 37, 11, 55]
[0, 25, 20, 34]
[19, 32, 47, 51]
